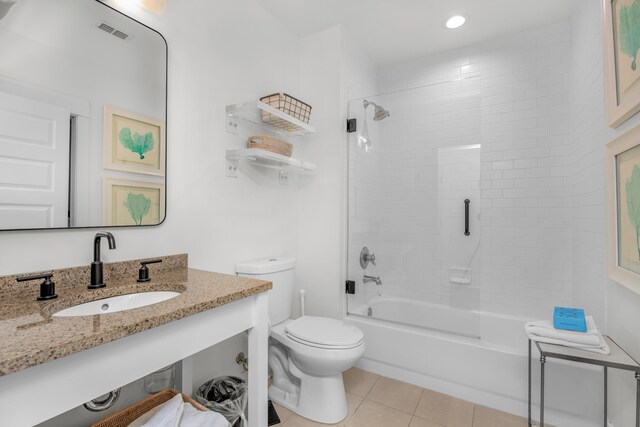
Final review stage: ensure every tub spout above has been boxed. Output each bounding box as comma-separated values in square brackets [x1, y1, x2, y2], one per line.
[363, 275, 382, 286]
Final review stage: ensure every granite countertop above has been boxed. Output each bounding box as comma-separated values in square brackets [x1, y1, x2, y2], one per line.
[0, 254, 271, 376]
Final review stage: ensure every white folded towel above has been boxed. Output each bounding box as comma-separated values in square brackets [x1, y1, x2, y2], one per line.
[138, 394, 230, 427]
[525, 316, 610, 355]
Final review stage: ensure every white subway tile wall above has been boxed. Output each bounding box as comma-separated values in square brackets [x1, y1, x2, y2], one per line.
[569, 0, 608, 327]
[348, 21, 574, 319]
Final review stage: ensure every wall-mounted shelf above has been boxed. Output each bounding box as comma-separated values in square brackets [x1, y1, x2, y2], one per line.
[226, 101, 316, 137]
[226, 148, 316, 173]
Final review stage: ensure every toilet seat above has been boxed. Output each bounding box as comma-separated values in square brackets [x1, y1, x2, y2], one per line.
[285, 316, 364, 349]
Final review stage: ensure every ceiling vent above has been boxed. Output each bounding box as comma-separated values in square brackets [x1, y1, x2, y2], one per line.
[112, 30, 129, 40]
[97, 21, 133, 41]
[97, 22, 115, 34]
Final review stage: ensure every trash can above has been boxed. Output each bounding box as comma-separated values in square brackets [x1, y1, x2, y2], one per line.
[194, 376, 247, 427]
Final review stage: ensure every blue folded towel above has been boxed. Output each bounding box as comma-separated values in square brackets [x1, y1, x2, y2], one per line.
[553, 307, 587, 332]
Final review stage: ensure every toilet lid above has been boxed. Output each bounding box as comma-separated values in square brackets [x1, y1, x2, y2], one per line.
[285, 316, 364, 348]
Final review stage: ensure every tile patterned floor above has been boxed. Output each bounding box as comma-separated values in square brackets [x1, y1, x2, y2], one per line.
[272, 367, 528, 427]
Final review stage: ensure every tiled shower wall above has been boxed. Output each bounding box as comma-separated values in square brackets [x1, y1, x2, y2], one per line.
[349, 21, 574, 318]
[569, 0, 610, 328]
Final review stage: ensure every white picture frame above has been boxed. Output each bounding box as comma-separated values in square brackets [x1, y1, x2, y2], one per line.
[103, 105, 165, 176]
[103, 178, 166, 226]
[606, 123, 640, 294]
[603, 0, 640, 128]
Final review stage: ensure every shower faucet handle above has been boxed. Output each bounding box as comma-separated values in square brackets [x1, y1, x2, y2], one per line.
[360, 247, 376, 268]
[368, 253, 376, 266]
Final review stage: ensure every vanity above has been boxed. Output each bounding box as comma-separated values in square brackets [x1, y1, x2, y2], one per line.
[0, 1, 273, 424]
[0, 254, 271, 426]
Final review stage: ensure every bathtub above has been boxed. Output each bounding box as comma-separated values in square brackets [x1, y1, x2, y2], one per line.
[345, 296, 603, 427]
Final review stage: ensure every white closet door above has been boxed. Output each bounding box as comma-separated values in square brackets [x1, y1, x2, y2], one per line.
[0, 92, 71, 229]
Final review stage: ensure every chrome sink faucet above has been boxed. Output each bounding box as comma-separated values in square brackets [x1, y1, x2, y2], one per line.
[89, 232, 116, 289]
[363, 275, 382, 286]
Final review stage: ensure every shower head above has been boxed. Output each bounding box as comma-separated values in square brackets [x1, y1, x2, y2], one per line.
[363, 100, 390, 121]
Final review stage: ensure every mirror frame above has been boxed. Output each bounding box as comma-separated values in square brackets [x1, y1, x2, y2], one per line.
[1, 0, 168, 232]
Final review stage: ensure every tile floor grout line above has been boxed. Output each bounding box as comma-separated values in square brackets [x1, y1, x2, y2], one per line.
[471, 403, 477, 427]
[413, 388, 426, 416]
[349, 393, 365, 418]
[363, 396, 422, 417]
[363, 374, 382, 398]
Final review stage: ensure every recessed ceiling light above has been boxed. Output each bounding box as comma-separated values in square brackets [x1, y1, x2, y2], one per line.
[445, 15, 466, 29]
[110, 0, 166, 14]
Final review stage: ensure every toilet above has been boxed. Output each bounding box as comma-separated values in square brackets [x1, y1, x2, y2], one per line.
[236, 257, 365, 424]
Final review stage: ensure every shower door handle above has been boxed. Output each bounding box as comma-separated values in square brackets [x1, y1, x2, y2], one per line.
[464, 199, 470, 236]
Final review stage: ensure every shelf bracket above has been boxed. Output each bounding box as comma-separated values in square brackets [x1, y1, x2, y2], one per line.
[225, 116, 239, 135]
[225, 159, 238, 178]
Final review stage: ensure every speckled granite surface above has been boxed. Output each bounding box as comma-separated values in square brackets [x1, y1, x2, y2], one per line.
[0, 254, 271, 376]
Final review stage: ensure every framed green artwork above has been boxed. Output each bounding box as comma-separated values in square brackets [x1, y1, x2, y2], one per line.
[607, 123, 640, 294]
[103, 178, 165, 226]
[604, 0, 640, 127]
[103, 105, 165, 176]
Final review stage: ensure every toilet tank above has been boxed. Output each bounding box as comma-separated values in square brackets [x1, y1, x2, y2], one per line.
[236, 257, 295, 325]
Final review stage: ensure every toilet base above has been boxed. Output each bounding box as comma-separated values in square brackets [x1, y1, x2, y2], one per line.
[269, 373, 348, 424]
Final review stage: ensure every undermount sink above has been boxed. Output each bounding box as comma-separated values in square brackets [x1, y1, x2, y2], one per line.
[53, 291, 180, 317]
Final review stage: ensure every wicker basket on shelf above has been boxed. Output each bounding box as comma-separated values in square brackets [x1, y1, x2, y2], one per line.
[91, 388, 208, 427]
[260, 93, 312, 129]
[248, 134, 293, 157]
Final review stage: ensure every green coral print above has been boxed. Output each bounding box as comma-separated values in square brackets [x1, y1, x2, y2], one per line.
[620, 0, 640, 71]
[626, 164, 640, 259]
[118, 127, 155, 159]
[123, 192, 151, 225]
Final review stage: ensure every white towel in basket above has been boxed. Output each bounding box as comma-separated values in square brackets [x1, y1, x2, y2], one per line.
[138, 393, 229, 427]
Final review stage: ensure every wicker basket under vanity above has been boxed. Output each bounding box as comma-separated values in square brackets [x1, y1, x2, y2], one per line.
[260, 92, 312, 125]
[91, 388, 208, 427]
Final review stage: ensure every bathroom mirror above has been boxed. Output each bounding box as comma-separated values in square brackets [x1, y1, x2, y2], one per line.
[0, 0, 167, 230]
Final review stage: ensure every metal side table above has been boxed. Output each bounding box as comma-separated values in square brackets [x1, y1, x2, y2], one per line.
[528, 336, 640, 427]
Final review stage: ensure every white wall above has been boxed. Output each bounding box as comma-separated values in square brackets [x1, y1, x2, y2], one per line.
[0, 0, 301, 281]
[569, 1, 640, 425]
[2, 0, 306, 424]
[293, 25, 379, 320]
[294, 26, 345, 320]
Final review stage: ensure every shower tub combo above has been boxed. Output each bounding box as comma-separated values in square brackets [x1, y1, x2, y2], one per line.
[345, 296, 603, 427]
[346, 85, 603, 427]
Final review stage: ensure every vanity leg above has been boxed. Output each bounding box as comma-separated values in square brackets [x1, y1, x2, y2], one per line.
[179, 356, 194, 396]
[604, 366, 607, 427]
[540, 355, 546, 427]
[528, 339, 532, 427]
[636, 372, 640, 427]
[248, 292, 269, 427]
